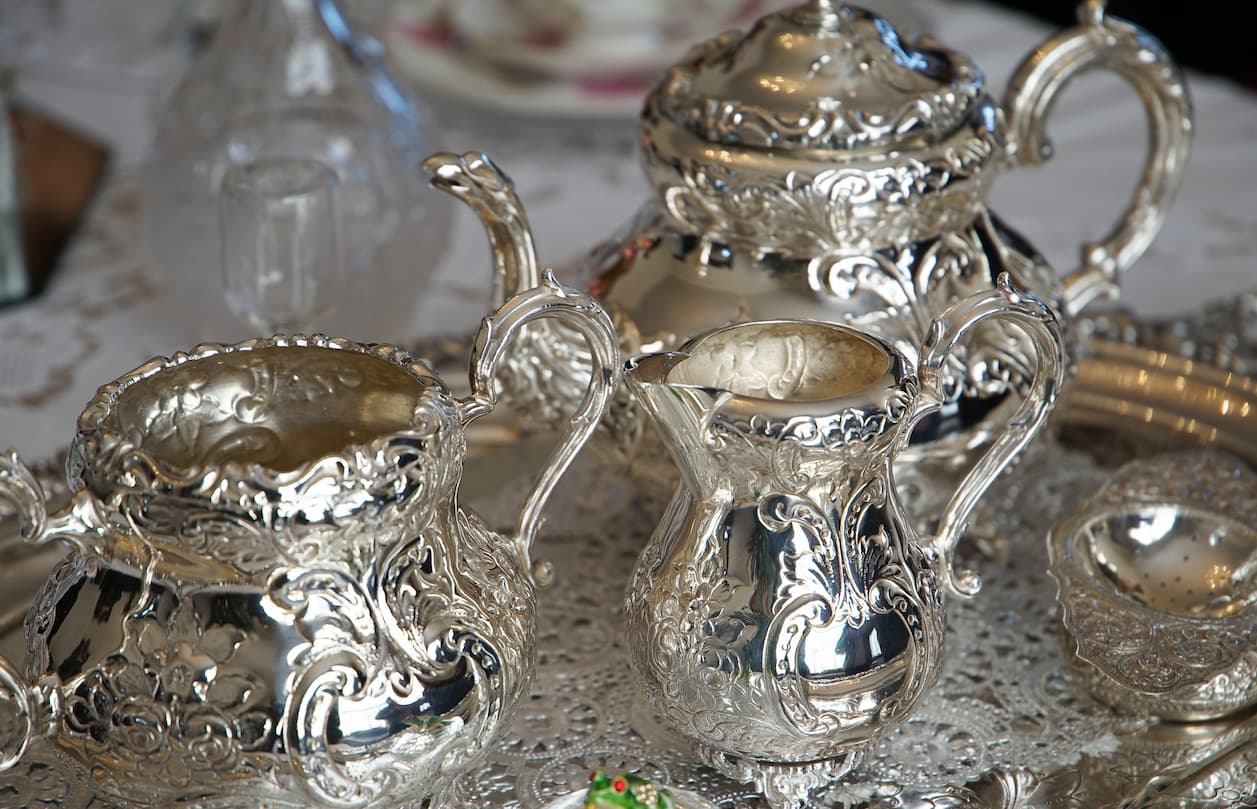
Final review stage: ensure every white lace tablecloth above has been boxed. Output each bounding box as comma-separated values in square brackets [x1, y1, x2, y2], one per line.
[3, 0, 1257, 462]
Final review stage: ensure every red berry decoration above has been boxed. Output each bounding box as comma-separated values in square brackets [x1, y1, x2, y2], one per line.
[613, 778, 627, 793]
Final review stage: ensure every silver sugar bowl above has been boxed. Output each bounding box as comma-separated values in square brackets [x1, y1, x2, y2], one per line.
[0, 279, 619, 808]
[623, 279, 1064, 808]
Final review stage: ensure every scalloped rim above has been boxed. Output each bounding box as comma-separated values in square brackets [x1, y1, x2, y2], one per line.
[1048, 456, 1257, 696]
[649, 6, 985, 154]
[71, 334, 455, 494]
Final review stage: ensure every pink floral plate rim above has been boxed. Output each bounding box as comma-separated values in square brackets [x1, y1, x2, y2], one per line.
[384, 12, 660, 120]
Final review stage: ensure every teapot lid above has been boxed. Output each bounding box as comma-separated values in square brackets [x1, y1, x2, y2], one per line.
[651, 0, 985, 152]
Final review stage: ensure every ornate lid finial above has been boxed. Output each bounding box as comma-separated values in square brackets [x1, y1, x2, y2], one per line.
[804, 0, 843, 23]
[648, 1, 986, 152]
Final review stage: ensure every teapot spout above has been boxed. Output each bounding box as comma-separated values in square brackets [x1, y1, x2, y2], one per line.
[0, 450, 114, 559]
[423, 151, 540, 306]
[624, 353, 726, 497]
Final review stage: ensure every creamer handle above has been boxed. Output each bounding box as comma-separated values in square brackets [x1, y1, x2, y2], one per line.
[423, 151, 541, 306]
[1004, 0, 1192, 317]
[458, 273, 620, 585]
[906, 276, 1065, 597]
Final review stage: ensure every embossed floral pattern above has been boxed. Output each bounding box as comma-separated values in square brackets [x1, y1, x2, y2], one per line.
[7, 446, 1257, 807]
[143, 374, 225, 451]
[54, 607, 274, 791]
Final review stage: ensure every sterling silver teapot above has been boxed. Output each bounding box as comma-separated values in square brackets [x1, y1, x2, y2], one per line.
[432, 2, 1192, 506]
[0, 279, 618, 808]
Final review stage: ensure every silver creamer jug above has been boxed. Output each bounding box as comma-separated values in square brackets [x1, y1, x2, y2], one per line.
[622, 279, 1065, 808]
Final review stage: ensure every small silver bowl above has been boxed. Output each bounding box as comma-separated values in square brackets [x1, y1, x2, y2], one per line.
[1049, 449, 1257, 720]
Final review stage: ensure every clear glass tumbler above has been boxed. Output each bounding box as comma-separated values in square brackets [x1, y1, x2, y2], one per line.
[143, 0, 448, 343]
[219, 156, 344, 334]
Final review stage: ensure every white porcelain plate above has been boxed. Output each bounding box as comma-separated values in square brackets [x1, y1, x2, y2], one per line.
[384, 0, 931, 123]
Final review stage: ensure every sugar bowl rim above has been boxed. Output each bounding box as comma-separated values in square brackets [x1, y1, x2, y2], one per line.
[70, 333, 452, 495]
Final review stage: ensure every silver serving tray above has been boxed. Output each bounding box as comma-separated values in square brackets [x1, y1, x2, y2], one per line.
[3, 334, 1256, 808]
[1065, 338, 1257, 465]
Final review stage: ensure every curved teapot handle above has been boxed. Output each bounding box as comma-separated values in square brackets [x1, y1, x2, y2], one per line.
[458, 273, 620, 584]
[1004, 0, 1192, 318]
[906, 276, 1065, 598]
[423, 151, 541, 307]
[0, 451, 72, 770]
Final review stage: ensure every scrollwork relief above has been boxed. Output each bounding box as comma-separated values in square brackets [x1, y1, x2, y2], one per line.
[625, 446, 945, 804]
[1052, 451, 1257, 716]
[651, 127, 999, 256]
[654, 9, 984, 152]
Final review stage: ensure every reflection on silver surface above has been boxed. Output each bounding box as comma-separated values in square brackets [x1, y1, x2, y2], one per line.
[1080, 709, 1257, 809]
[1066, 339, 1257, 465]
[1, 312, 1255, 804]
[561, 0, 1193, 506]
[3, 438, 1257, 807]
[1089, 506, 1257, 617]
[421, 4, 1194, 556]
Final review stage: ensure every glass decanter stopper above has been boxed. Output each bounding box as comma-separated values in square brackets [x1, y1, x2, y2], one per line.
[142, 0, 447, 342]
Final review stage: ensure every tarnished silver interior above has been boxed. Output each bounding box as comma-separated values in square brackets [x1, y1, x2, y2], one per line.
[1084, 505, 1257, 618]
[667, 322, 891, 402]
[113, 346, 429, 472]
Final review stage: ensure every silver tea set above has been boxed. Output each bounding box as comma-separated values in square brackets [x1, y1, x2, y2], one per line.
[3, 1, 1241, 808]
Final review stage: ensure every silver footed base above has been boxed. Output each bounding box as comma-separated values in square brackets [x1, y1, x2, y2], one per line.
[695, 744, 862, 809]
